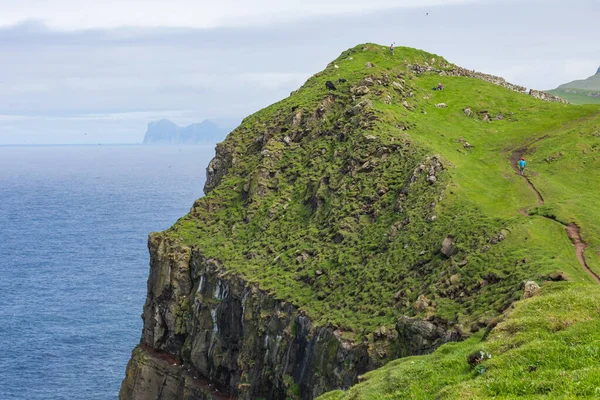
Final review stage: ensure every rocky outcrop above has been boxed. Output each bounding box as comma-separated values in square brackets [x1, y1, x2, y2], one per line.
[121, 234, 376, 400]
[120, 233, 461, 400]
[396, 317, 464, 357]
[120, 345, 224, 400]
[203, 142, 234, 194]
[528, 89, 569, 104]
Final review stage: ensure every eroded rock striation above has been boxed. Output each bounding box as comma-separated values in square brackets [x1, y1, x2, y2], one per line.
[121, 235, 372, 399]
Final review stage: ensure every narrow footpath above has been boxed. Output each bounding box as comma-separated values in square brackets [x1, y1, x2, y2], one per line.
[510, 146, 600, 284]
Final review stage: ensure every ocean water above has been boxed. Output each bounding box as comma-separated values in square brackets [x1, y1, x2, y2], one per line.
[0, 145, 215, 400]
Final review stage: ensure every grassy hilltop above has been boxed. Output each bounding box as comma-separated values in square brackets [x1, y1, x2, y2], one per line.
[165, 43, 600, 397]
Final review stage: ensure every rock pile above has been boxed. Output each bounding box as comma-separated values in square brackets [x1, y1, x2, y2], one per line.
[528, 89, 569, 104]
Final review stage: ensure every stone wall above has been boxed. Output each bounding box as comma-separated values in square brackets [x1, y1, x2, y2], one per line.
[410, 64, 571, 104]
[528, 89, 569, 104]
[443, 67, 528, 94]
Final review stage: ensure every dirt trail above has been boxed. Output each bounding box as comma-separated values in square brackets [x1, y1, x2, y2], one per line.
[510, 147, 544, 209]
[510, 147, 600, 284]
[565, 224, 600, 284]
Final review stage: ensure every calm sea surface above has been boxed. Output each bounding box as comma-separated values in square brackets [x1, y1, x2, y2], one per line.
[0, 145, 215, 399]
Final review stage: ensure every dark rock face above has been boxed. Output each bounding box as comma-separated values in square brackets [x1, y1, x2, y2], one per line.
[203, 142, 233, 194]
[120, 234, 460, 400]
[121, 234, 374, 400]
[396, 316, 463, 357]
[120, 346, 221, 400]
[596, 66, 600, 75]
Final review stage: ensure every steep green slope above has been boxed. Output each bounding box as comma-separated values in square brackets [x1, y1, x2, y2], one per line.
[312, 49, 600, 399]
[167, 43, 600, 346]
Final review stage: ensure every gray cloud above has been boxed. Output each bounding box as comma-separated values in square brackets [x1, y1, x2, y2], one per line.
[0, 0, 480, 30]
[0, 0, 598, 144]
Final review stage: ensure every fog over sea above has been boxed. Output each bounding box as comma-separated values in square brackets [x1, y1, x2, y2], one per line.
[0, 145, 215, 399]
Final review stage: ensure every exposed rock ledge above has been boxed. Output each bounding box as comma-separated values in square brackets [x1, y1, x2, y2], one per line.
[120, 233, 462, 400]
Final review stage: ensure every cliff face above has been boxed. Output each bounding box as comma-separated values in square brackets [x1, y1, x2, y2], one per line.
[121, 234, 451, 399]
[121, 231, 462, 399]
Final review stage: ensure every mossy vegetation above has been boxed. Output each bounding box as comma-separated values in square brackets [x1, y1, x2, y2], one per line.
[163, 42, 600, 369]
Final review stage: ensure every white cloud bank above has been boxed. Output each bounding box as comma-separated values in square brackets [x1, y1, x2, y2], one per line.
[0, 0, 482, 30]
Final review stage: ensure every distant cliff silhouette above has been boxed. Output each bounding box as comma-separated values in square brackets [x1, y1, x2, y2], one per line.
[142, 119, 238, 144]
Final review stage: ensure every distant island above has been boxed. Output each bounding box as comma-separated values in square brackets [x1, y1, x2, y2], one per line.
[142, 118, 240, 145]
[548, 66, 600, 104]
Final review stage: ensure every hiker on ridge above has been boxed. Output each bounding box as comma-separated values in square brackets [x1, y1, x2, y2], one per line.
[519, 157, 526, 175]
[390, 43, 395, 55]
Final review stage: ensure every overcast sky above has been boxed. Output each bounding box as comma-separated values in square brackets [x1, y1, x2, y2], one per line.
[0, 0, 598, 144]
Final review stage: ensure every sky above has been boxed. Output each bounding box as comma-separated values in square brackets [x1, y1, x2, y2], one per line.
[0, 0, 598, 144]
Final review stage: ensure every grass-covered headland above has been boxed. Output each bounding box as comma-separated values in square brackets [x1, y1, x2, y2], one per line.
[165, 43, 600, 397]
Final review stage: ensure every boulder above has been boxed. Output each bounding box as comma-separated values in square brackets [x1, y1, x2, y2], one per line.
[414, 295, 430, 311]
[463, 107, 472, 116]
[352, 86, 370, 96]
[436, 103, 448, 108]
[362, 77, 375, 86]
[396, 316, 463, 357]
[523, 281, 540, 299]
[365, 62, 375, 68]
[441, 236, 456, 257]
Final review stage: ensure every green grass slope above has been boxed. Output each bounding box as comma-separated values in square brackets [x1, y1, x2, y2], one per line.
[547, 88, 600, 105]
[558, 73, 600, 91]
[549, 72, 600, 104]
[165, 43, 600, 364]
[319, 283, 600, 399]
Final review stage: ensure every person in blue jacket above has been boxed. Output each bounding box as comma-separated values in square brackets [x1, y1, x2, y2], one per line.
[519, 158, 526, 175]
